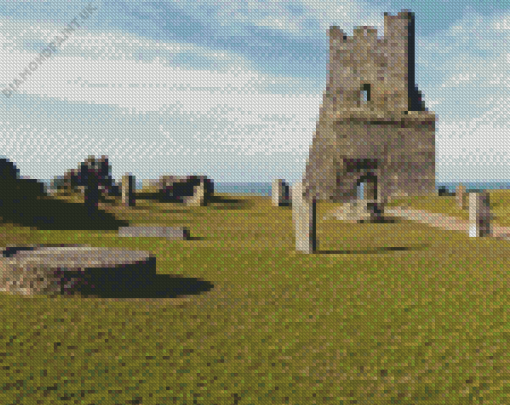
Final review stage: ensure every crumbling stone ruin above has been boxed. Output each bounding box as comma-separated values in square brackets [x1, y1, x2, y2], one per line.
[156, 175, 214, 205]
[0, 158, 46, 207]
[52, 155, 120, 199]
[302, 10, 436, 206]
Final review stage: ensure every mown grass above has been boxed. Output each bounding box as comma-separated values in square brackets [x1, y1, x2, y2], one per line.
[1, 189, 510, 404]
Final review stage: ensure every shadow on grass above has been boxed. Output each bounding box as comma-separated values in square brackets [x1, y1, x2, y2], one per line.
[113, 236, 206, 241]
[357, 218, 398, 224]
[322, 216, 401, 224]
[133, 191, 161, 201]
[206, 195, 254, 210]
[316, 245, 429, 255]
[155, 209, 192, 214]
[72, 273, 214, 299]
[135, 192, 254, 210]
[0, 195, 129, 231]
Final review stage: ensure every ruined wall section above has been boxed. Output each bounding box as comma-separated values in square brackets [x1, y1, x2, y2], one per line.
[324, 11, 424, 114]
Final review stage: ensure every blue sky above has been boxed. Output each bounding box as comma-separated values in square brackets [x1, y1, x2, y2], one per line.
[0, 0, 509, 183]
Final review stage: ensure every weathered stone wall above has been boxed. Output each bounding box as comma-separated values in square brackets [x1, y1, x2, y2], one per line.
[57, 155, 120, 197]
[157, 175, 214, 202]
[303, 10, 436, 203]
[0, 158, 46, 205]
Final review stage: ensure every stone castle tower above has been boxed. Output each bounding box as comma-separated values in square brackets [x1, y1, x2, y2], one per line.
[302, 10, 436, 204]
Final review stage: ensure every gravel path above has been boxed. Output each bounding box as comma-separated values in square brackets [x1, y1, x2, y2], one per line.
[386, 206, 510, 240]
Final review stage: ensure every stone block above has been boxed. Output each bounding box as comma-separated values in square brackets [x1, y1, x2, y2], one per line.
[184, 179, 206, 207]
[469, 191, 491, 237]
[121, 174, 135, 207]
[272, 179, 291, 207]
[118, 225, 190, 240]
[292, 180, 317, 254]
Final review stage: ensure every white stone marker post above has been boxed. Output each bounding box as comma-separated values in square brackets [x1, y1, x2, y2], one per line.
[292, 180, 317, 254]
[469, 191, 491, 237]
[122, 173, 135, 207]
[272, 179, 289, 207]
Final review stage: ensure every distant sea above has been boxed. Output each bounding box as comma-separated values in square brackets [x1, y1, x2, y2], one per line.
[36, 179, 510, 197]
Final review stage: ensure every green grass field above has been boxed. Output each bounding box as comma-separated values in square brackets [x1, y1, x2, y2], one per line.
[1, 189, 510, 404]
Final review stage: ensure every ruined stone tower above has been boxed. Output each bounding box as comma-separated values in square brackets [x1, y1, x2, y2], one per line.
[303, 10, 436, 204]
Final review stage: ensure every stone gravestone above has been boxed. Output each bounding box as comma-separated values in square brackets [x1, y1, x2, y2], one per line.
[272, 179, 290, 207]
[469, 191, 491, 238]
[456, 184, 467, 209]
[121, 173, 135, 207]
[292, 180, 317, 254]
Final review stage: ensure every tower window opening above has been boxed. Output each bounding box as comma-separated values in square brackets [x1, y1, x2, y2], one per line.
[361, 83, 371, 104]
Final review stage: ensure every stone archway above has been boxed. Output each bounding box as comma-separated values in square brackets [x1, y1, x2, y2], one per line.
[331, 169, 385, 222]
[356, 172, 384, 220]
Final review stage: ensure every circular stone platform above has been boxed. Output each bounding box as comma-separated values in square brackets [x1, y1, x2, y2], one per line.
[0, 244, 156, 296]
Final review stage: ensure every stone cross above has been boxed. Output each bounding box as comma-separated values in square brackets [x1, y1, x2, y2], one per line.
[456, 184, 467, 209]
[272, 179, 290, 207]
[469, 191, 491, 237]
[292, 180, 317, 254]
[121, 174, 135, 207]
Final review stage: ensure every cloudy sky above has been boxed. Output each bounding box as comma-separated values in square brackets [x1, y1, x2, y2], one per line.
[0, 0, 508, 183]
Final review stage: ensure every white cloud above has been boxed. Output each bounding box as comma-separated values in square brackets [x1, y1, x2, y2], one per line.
[0, 14, 323, 180]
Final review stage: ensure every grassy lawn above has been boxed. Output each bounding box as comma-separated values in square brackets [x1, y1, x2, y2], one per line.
[1, 189, 510, 404]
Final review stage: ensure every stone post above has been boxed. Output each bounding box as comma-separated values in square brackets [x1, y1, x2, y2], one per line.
[122, 174, 135, 207]
[272, 179, 290, 207]
[456, 184, 467, 209]
[469, 191, 491, 237]
[292, 180, 317, 254]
